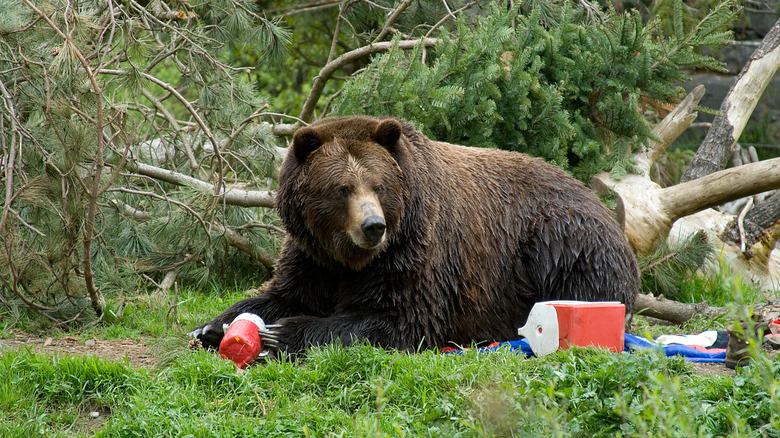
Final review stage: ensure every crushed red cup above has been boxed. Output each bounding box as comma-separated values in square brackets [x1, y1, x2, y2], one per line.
[218, 313, 266, 368]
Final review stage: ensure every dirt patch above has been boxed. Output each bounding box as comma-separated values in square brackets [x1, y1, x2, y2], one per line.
[689, 361, 736, 377]
[0, 329, 158, 368]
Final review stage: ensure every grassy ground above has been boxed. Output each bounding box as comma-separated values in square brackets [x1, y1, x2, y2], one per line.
[1, 278, 779, 437]
[3, 336, 780, 437]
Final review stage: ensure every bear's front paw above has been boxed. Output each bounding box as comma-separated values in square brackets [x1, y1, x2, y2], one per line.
[263, 316, 323, 356]
[188, 321, 229, 351]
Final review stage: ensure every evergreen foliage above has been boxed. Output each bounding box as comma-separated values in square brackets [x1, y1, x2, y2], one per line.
[333, 0, 738, 182]
[638, 231, 715, 299]
[0, 0, 286, 322]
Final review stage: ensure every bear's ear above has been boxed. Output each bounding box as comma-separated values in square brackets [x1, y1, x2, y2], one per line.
[291, 127, 322, 163]
[372, 119, 402, 150]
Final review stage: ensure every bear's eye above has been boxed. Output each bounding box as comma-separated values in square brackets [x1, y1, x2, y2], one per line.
[337, 186, 350, 199]
[374, 185, 384, 195]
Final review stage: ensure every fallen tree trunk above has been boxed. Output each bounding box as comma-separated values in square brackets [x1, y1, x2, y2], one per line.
[126, 161, 277, 208]
[592, 96, 780, 254]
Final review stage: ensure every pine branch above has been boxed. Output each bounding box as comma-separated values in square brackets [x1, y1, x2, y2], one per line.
[21, 0, 108, 316]
[98, 68, 226, 195]
[108, 194, 276, 269]
[139, 87, 200, 172]
[265, 0, 341, 18]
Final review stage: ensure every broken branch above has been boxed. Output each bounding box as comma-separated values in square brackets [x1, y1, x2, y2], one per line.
[634, 293, 727, 325]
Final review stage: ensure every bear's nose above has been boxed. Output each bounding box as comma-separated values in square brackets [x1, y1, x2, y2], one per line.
[361, 216, 386, 246]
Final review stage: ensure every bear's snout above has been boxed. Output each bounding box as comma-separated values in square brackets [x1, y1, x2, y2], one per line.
[361, 216, 386, 247]
[347, 194, 387, 250]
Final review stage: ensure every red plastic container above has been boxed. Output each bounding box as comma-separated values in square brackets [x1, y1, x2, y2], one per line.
[540, 301, 626, 352]
[219, 313, 266, 368]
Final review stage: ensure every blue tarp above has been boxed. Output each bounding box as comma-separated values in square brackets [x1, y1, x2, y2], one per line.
[447, 334, 727, 363]
[623, 333, 726, 363]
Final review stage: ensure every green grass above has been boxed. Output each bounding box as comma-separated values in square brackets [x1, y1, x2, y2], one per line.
[1, 340, 779, 437]
[2, 278, 780, 437]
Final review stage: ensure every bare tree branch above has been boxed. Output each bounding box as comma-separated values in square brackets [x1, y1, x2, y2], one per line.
[634, 293, 727, 324]
[374, 0, 414, 43]
[265, 0, 341, 18]
[125, 161, 276, 208]
[0, 79, 20, 233]
[661, 158, 780, 219]
[140, 87, 200, 172]
[634, 85, 706, 176]
[298, 38, 439, 123]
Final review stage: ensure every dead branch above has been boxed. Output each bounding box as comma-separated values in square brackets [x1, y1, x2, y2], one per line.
[634, 293, 727, 325]
[721, 191, 780, 264]
[211, 222, 277, 269]
[635, 294, 780, 327]
[681, 18, 780, 182]
[265, 0, 341, 18]
[374, 0, 414, 43]
[635, 85, 706, 175]
[661, 158, 780, 218]
[110, 199, 152, 221]
[595, 157, 780, 254]
[153, 270, 178, 297]
[125, 161, 276, 208]
[0, 80, 19, 233]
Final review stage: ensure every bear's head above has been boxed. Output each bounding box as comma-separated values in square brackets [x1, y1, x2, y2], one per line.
[278, 117, 408, 270]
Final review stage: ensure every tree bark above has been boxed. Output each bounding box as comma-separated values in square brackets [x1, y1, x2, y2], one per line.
[680, 18, 780, 183]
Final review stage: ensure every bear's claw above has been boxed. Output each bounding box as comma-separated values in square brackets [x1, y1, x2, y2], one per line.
[187, 322, 229, 351]
[259, 324, 282, 350]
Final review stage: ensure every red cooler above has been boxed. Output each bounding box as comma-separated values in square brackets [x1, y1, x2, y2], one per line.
[540, 301, 625, 352]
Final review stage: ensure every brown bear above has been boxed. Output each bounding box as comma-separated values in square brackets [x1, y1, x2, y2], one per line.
[189, 116, 638, 355]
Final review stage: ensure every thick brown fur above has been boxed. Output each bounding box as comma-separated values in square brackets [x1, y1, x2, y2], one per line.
[191, 116, 639, 354]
